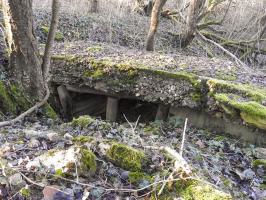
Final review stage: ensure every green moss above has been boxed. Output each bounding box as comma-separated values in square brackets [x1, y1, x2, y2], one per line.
[207, 79, 266, 102]
[41, 26, 64, 41]
[9, 84, 30, 110]
[43, 103, 57, 120]
[41, 26, 49, 34]
[55, 31, 64, 41]
[128, 172, 151, 184]
[71, 115, 94, 129]
[87, 46, 103, 53]
[84, 68, 104, 79]
[180, 183, 232, 200]
[73, 135, 94, 144]
[80, 148, 97, 175]
[252, 159, 266, 167]
[214, 93, 266, 129]
[20, 187, 30, 198]
[106, 143, 145, 171]
[55, 169, 64, 177]
[191, 92, 202, 102]
[0, 81, 16, 113]
[143, 68, 201, 89]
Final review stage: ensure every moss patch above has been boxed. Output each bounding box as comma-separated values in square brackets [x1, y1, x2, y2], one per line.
[41, 26, 64, 41]
[128, 172, 151, 184]
[252, 159, 266, 168]
[71, 115, 94, 129]
[0, 81, 16, 113]
[180, 182, 232, 200]
[214, 93, 266, 129]
[43, 103, 57, 120]
[73, 135, 94, 144]
[106, 143, 145, 171]
[80, 148, 97, 175]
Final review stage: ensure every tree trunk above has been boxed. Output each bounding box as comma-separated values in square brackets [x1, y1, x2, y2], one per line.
[146, 0, 167, 51]
[181, 0, 204, 47]
[8, 0, 45, 99]
[90, 0, 98, 13]
[42, 0, 61, 80]
[1, 0, 12, 52]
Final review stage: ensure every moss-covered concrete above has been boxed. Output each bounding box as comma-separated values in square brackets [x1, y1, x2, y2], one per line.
[214, 93, 266, 129]
[106, 142, 145, 172]
[49, 51, 266, 142]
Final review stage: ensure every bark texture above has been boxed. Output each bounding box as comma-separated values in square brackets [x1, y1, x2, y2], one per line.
[90, 0, 98, 13]
[8, 0, 44, 99]
[146, 0, 167, 51]
[181, 0, 205, 47]
[42, 0, 61, 80]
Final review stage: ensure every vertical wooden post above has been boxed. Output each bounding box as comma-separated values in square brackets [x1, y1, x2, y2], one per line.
[106, 97, 119, 122]
[57, 85, 73, 120]
[155, 104, 170, 121]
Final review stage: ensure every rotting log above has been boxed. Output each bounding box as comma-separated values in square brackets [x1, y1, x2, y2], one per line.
[106, 97, 119, 122]
[49, 42, 266, 145]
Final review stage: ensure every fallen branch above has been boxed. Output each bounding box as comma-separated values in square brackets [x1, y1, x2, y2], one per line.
[197, 30, 251, 71]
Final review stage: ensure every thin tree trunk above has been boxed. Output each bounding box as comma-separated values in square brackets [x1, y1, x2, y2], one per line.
[42, 0, 61, 80]
[1, 0, 12, 52]
[90, 0, 98, 13]
[8, 0, 44, 99]
[181, 0, 204, 47]
[146, 0, 167, 51]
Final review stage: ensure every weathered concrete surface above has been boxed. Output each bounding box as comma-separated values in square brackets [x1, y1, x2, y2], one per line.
[49, 41, 266, 145]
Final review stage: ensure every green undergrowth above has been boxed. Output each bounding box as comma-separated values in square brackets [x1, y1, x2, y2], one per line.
[252, 159, 266, 168]
[128, 172, 151, 184]
[106, 142, 146, 172]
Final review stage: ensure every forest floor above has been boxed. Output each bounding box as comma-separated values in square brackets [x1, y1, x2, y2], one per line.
[0, 116, 265, 199]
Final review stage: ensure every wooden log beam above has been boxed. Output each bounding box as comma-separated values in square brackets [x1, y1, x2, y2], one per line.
[57, 85, 73, 120]
[155, 104, 170, 121]
[106, 97, 119, 122]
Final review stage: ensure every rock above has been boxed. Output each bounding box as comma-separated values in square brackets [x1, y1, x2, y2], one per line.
[8, 173, 26, 191]
[89, 187, 105, 199]
[120, 171, 129, 181]
[64, 133, 73, 140]
[43, 185, 73, 200]
[138, 179, 150, 189]
[24, 129, 46, 139]
[26, 146, 97, 177]
[254, 148, 266, 159]
[28, 138, 41, 148]
[46, 132, 60, 142]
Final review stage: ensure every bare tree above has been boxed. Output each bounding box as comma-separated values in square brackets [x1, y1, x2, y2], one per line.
[0, 0, 61, 127]
[146, 0, 167, 51]
[8, 0, 45, 99]
[181, 0, 205, 47]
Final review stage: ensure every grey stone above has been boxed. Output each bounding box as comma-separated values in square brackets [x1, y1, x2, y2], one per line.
[46, 132, 60, 142]
[8, 173, 26, 190]
[28, 138, 41, 148]
[254, 148, 266, 159]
